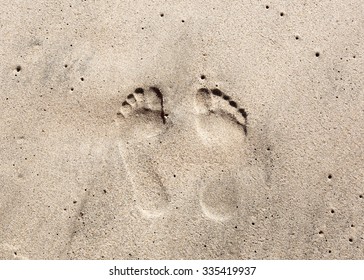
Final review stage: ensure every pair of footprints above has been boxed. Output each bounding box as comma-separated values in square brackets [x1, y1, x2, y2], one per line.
[116, 86, 248, 221]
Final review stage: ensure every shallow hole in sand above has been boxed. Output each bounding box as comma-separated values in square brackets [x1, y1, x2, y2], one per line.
[238, 108, 247, 118]
[134, 87, 144, 94]
[229, 100, 238, 108]
[211, 88, 223, 96]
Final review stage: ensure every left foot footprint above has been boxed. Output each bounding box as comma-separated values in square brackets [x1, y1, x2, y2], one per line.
[116, 87, 171, 218]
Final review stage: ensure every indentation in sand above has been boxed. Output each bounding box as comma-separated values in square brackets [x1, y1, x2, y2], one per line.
[0, 243, 28, 260]
[199, 174, 239, 221]
[194, 87, 249, 221]
[194, 87, 247, 145]
[116, 87, 170, 218]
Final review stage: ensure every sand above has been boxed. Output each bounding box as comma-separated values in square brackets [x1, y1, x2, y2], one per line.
[0, 0, 363, 259]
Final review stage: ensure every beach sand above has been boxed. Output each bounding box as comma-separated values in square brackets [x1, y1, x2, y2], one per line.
[0, 0, 363, 259]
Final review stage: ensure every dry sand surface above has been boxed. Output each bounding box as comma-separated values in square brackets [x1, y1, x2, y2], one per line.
[0, 0, 363, 260]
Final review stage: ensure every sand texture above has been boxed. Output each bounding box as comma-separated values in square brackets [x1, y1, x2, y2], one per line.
[0, 0, 363, 259]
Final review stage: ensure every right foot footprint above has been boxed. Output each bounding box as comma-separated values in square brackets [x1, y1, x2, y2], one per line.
[194, 87, 248, 221]
[194, 87, 247, 145]
[116, 87, 170, 218]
